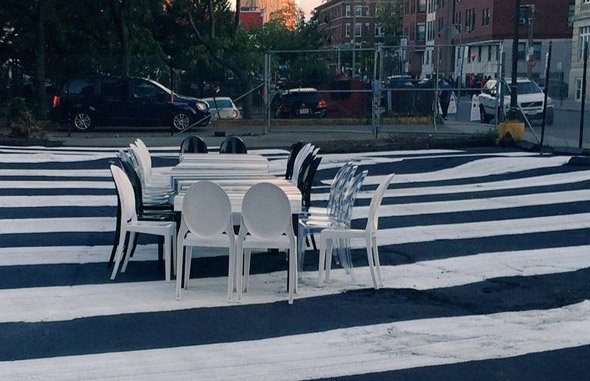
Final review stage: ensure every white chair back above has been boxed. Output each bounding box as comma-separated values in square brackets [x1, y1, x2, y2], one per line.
[134, 139, 152, 174]
[291, 143, 313, 185]
[241, 183, 292, 241]
[182, 181, 232, 238]
[129, 144, 150, 185]
[367, 174, 395, 235]
[110, 165, 138, 224]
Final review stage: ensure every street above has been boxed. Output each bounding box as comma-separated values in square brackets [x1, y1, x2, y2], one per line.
[0, 145, 589, 379]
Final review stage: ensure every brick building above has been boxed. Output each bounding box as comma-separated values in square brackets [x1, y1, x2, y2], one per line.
[316, 0, 387, 48]
[569, 0, 590, 101]
[402, 0, 573, 86]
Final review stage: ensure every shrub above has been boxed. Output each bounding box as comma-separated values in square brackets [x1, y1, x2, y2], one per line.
[7, 97, 46, 139]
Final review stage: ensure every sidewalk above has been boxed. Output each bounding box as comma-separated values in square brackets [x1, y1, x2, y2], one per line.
[44, 120, 494, 149]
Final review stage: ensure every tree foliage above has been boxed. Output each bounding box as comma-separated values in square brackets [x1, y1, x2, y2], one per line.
[378, 0, 404, 45]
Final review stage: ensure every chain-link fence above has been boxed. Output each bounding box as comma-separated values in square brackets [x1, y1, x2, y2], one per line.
[3, 39, 590, 150]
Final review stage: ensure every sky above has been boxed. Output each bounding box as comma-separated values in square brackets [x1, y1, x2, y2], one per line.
[231, 0, 323, 18]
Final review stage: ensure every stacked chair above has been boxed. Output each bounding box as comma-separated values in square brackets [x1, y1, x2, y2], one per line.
[219, 136, 247, 154]
[297, 164, 368, 282]
[318, 174, 395, 289]
[109, 164, 176, 281]
[179, 136, 208, 158]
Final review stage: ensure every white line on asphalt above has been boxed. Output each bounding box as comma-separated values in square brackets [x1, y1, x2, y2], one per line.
[1, 301, 589, 380]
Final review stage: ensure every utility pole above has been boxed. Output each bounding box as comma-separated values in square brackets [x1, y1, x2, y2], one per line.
[499, 0, 526, 145]
[524, 4, 535, 79]
[351, 0, 357, 78]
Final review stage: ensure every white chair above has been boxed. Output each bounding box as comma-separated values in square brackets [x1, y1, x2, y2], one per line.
[135, 138, 172, 177]
[109, 165, 176, 281]
[318, 173, 394, 289]
[129, 144, 173, 193]
[176, 181, 236, 301]
[236, 183, 297, 304]
[290, 143, 314, 186]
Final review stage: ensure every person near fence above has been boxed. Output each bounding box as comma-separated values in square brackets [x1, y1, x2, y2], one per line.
[439, 79, 453, 119]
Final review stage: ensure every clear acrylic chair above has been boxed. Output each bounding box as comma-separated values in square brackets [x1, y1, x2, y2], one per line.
[318, 173, 395, 289]
[298, 170, 368, 284]
[176, 181, 235, 301]
[236, 183, 297, 304]
[109, 165, 176, 281]
[129, 144, 174, 194]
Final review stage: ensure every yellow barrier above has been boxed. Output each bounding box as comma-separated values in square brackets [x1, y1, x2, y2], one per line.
[498, 120, 525, 145]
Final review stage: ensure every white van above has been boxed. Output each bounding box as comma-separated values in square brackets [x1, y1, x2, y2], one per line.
[478, 78, 554, 125]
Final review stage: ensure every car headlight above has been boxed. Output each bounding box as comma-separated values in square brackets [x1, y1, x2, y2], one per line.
[196, 102, 207, 111]
[547, 97, 553, 106]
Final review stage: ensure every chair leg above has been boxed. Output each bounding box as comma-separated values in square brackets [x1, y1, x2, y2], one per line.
[297, 223, 305, 273]
[171, 230, 177, 277]
[288, 244, 296, 304]
[163, 234, 171, 282]
[184, 246, 192, 289]
[111, 230, 128, 280]
[243, 249, 251, 292]
[227, 245, 235, 302]
[176, 242, 185, 300]
[108, 199, 122, 269]
[325, 239, 334, 282]
[318, 236, 326, 286]
[236, 245, 244, 302]
[372, 236, 383, 287]
[310, 233, 318, 250]
[128, 232, 139, 258]
[121, 232, 136, 272]
[366, 237, 378, 289]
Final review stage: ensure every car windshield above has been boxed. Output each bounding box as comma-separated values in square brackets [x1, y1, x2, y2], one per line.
[148, 79, 172, 95]
[516, 82, 541, 95]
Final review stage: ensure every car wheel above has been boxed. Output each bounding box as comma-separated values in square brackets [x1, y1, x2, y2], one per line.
[71, 110, 93, 131]
[171, 111, 191, 132]
[479, 105, 491, 124]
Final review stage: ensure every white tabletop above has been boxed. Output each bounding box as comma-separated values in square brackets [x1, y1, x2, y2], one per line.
[170, 154, 301, 214]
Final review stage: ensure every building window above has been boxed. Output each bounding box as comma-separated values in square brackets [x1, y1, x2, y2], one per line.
[482, 8, 490, 26]
[488, 46, 492, 61]
[418, 0, 426, 13]
[427, 20, 435, 40]
[417, 23, 426, 41]
[580, 26, 590, 60]
[375, 23, 384, 37]
[355, 23, 362, 37]
[345, 23, 351, 37]
[345, 5, 351, 17]
[354, 5, 362, 17]
[576, 78, 583, 101]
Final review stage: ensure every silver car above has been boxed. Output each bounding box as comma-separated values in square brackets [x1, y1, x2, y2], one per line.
[202, 97, 241, 120]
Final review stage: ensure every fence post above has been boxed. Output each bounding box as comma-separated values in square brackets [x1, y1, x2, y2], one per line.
[580, 42, 588, 149]
[540, 41, 552, 149]
[264, 53, 270, 135]
[372, 46, 379, 138]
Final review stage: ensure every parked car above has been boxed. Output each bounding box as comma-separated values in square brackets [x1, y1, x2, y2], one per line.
[478, 78, 554, 125]
[271, 88, 327, 119]
[50, 76, 211, 132]
[202, 97, 241, 120]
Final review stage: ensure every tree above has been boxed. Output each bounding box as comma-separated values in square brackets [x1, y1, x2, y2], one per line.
[378, 0, 403, 46]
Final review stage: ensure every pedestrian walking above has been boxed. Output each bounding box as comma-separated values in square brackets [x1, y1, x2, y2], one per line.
[439, 78, 453, 119]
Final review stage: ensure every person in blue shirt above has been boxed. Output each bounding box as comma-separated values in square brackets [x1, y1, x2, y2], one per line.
[439, 78, 453, 119]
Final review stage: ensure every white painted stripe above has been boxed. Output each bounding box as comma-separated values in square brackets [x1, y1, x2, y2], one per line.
[0, 169, 110, 178]
[352, 189, 590, 218]
[0, 217, 115, 234]
[313, 170, 590, 201]
[0, 181, 113, 189]
[1, 302, 588, 380]
[373, 213, 590, 246]
[0, 195, 116, 208]
[0, 153, 116, 163]
[1, 245, 588, 323]
[363, 156, 572, 185]
[0, 245, 229, 266]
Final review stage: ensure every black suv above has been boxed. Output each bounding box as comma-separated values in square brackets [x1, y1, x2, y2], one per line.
[271, 88, 327, 119]
[50, 77, 211, 132]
